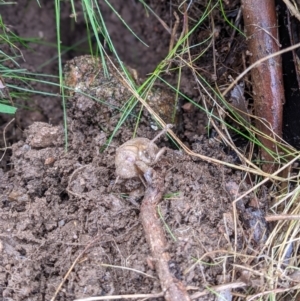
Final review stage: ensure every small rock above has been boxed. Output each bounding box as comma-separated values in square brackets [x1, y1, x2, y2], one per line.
[8, 189, 29, 203]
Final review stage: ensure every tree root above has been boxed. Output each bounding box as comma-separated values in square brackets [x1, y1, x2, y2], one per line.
[140, 168, 191, 301]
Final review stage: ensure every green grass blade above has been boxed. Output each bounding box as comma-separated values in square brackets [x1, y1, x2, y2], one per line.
[0, 103, 17, 114]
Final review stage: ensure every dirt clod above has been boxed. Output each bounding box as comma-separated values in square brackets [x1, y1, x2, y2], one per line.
[25, 122, 64, 148]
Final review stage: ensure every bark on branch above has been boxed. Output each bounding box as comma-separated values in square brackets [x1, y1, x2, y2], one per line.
[241, 0, 285, 173]
[140, 168, 191, 301]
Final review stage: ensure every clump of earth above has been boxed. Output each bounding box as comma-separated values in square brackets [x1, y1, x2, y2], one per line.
[0, 56, 261, 301]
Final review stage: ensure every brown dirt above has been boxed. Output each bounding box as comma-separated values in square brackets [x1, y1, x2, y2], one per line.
[1, 1, 269, 301]
[0, 55, 265, 301]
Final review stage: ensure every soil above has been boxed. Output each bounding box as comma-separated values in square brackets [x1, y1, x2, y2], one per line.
[1, 1, 270, 301]
[0, 55, 268, 300]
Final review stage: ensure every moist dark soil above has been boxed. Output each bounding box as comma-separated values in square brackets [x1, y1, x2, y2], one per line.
[1, 1, 270, 301]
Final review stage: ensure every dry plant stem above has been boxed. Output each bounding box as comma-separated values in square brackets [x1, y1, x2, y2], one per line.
[140, 168, 191, 301]
[73, 282, 247, 301]
[247, 283, 300, 301]
[265, 214, 300, 222]
[0, 118, 14, 162]
[74, 292, 164, 301]
[241, 0, 285, 173]
[189, 281, 247, 299]
[282, 0, 300, 21]
[222, 42, 300, 98]
[169, 11, 180, 53]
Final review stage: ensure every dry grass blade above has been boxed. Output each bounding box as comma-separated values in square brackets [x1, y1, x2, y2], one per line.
[105, 55, 291, 181]
[73, 292, 164, 301]
[282, 0, 300, 21]
[222, 42, 300, 97]
[0, 118, 14, 162]
[265, 214, 300, 222]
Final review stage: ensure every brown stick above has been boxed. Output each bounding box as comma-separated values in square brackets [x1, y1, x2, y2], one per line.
[140, 168, 191, 301]
[241, 0, 285, 173]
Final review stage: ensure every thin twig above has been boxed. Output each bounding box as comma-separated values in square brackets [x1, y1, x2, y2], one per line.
[140, 168, 191, 301]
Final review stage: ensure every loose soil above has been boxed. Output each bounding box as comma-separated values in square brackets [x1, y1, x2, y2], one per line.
[1, 1, 271, 301]
[0, 55, 267, 301]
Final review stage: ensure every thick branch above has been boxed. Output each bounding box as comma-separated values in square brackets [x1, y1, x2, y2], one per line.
[241, 0, 285, 172]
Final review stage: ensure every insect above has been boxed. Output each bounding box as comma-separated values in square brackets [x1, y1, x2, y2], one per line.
[115, 124, 173, 183]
